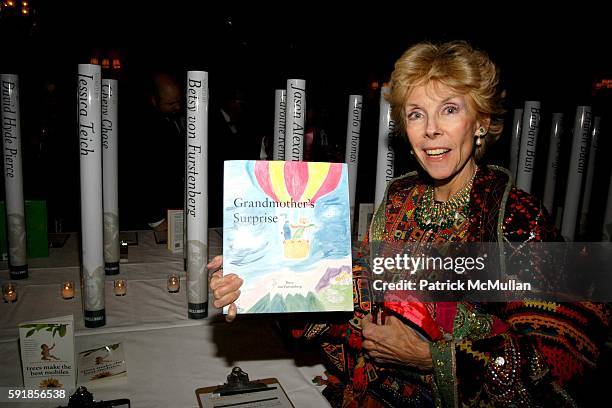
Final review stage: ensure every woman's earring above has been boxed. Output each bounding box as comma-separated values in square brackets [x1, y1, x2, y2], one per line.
[410, 149, 414, 155]
[479, 127, 486, 135]
[475, 137, 483, 146]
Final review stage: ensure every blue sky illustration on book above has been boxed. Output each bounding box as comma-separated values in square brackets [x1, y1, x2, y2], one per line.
[223, 160, 353, 313]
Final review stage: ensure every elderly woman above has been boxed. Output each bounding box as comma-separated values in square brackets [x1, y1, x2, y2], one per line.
[210, 41, 609, 407]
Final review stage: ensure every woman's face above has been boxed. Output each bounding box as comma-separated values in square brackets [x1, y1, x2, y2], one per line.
[404, 82, 486, 182]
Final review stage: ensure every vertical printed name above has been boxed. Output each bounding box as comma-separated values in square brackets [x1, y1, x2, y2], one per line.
[78, 73, 96, 156]
[274, 90, 287, 160]
[287, 80, 306, 161]
[347, 99, 362, 164]
[522, 106, 540, 173]
[186, 77, 204, 217]
[384, 120, 397, 182]
[577, 111, 592, 174]
[2, 79, 18, 178]
[101, 83, 113, 150]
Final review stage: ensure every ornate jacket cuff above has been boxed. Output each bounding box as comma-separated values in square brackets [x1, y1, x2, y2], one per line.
[430, 340, 457, 408]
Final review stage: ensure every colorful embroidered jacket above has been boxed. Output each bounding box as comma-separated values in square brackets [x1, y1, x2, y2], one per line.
[292, 165, 610, 407]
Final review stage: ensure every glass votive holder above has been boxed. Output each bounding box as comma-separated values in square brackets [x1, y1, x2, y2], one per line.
[61, 281, 75, 300]
[2, 282, 18, 303]
[113, 279, 127, 296]
[167, 274, 180, 293]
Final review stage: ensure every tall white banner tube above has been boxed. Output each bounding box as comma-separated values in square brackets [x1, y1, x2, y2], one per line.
[516, 101, 541, 193]
[578, 116, 600, 237]
[186, 71, 209, 319]
[561, 106, 592, 241]
[542, 113, 563, 214]
[374, 85, 395, 209]
[285, 79, 306, 161]
[1, 74, 28, 280]
[101, 79, 119, 275]
[78, 64, 105, 327]
[509, 108, 523, 180]
[272, 89, 286, 160]
[344, 95, 362, 228]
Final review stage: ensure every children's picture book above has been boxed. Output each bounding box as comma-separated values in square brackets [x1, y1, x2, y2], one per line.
[223, 160, 353, 314]
[167, 209, 184, 252]
[18, 315, 76, 389]
[77, 342, 127, 384]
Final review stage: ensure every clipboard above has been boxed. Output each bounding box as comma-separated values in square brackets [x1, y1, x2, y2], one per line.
[195, 367, 294, 408]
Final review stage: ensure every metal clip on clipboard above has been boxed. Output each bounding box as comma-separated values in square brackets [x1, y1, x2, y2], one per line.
[213, 367, 270, 396]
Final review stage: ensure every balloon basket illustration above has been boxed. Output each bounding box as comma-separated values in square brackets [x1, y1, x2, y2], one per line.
[283, 239, 310, 259]
[253, 161, 343, 260]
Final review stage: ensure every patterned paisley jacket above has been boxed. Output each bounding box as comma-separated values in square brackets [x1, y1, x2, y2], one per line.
[292, 165, 610, 407]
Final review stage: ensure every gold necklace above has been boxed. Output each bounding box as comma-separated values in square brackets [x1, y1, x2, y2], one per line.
[414, 167, 477, 231]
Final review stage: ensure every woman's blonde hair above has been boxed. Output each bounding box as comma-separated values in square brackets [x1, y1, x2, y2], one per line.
[387, 41, 504, 160]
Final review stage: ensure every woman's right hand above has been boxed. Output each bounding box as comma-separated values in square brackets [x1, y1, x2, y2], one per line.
[208, 255, 243, 322]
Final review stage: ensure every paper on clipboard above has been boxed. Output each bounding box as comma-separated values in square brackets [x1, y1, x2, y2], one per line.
[195, 368, 294, 408]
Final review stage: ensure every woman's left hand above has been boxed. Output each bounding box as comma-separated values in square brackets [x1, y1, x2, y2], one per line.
[362, 314, 433, 370]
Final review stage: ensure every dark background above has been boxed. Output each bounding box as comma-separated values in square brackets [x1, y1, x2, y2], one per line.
[1, 2, 611, 234]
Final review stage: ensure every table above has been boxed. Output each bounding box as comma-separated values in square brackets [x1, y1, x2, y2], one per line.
[0, 230, 331, 408]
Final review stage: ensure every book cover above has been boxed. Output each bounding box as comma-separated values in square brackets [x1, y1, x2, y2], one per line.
[223, 160, 353, 314]
[167, 209, 184, 252]
[18, 315, 76, 389]
[77, 342, 127, 384]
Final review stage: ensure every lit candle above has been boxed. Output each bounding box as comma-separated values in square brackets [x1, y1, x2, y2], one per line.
[113, 279, 127, 296]
[2, 283, 18, 303]
[61, 281, 75, 300]
[167, 274, 180, 293]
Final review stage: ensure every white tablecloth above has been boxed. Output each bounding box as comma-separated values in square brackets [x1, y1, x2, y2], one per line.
[1, 231, 201, 341]
[0, 230, 331, 408]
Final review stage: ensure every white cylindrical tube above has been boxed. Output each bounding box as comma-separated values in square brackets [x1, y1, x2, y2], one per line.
[285, 79, 306, 161]
[186, 71, 209, 319]
[101, 79, 120, 275]
[374, 85, 395, 209]
[184, 150, 188, 272]
[272, 89, 287, 160]
[516, 101, 541, 193]
[542, 113, 563, 214]
[561, 106, 592, 241]
[1, 74, 28, 280]
[183, 145, 187, 271]
[78, 64, 105, 327]
[578, 116, 600, 237]
[509, 108, 523, 180]
[344, 95, 363, 228]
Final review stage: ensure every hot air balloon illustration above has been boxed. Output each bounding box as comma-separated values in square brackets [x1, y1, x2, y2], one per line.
[253, 161, 343, 259]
